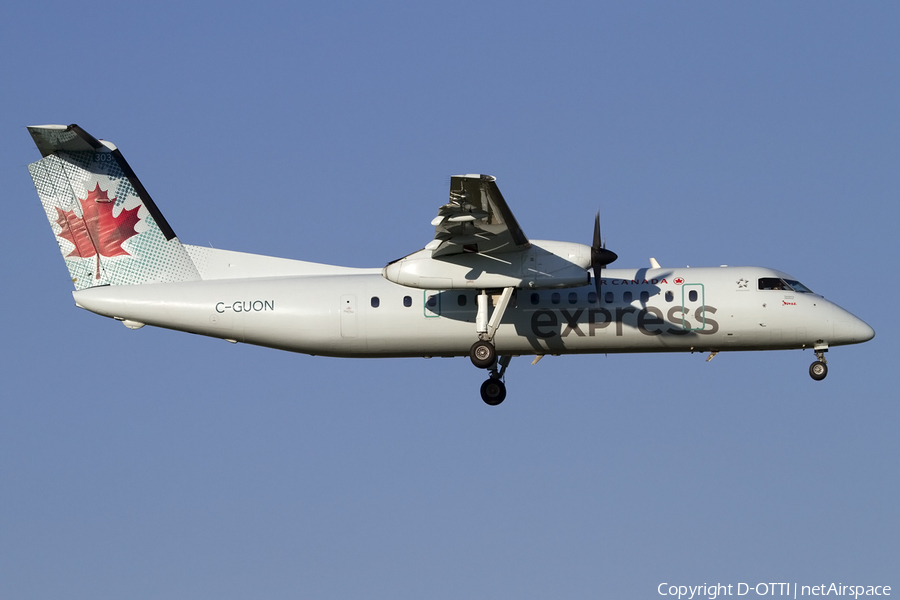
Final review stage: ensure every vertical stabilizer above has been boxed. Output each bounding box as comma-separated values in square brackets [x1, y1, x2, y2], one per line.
[27, 124, 201, 289]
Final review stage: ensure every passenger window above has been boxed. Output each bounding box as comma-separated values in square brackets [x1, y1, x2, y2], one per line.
[427, 295, 437, 308]
[605, 292, 614, 303]
[530, 292, 540, 305]
[457, 294, 467, 307]
[551, 292, 561, 305]
[403, 295, 412, 307]
[623, 291, 633, 303]
[370, 296, 380, 308]
[665, 291, 674, 302]
[640, 291, 649, 303]
[587, 292, 597, 304]
[568, 292, 578, 304]
[689, 290, 698, 302]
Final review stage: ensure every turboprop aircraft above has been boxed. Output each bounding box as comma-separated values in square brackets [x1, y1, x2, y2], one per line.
[27, 124, 875, 405]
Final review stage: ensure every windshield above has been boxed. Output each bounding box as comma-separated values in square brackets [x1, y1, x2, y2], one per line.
[783, 279, 814, 293]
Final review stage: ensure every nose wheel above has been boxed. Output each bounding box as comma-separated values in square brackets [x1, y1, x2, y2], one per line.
[809, 347, 828, 381]
[809, 361, 827, 380]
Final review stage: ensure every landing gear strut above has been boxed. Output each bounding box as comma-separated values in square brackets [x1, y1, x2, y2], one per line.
[809, 346, 828, 381]
[470, 288, 515, 404]
[480, 355, 511, 406]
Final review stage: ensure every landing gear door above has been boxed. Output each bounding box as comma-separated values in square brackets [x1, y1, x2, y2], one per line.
[681, 283, 706, 331]
[424, 290, 441, 318]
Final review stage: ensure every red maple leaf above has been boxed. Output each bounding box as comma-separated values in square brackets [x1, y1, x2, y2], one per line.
[55, 183, 141, 279]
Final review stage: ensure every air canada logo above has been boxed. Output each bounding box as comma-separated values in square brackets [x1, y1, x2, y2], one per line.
[55, 183, 141, 280]
[674, 277, 685, 285]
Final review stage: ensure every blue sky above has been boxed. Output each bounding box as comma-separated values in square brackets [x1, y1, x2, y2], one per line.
[1, 2, 897, 598]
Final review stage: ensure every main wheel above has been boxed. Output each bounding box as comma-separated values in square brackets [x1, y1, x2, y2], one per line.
[470, 340, 496, 369]
[480, 378, 507, 405]
[809, 360, 828, 381]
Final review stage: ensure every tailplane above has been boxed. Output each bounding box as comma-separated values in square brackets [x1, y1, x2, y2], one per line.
[27, 124, 200, 289]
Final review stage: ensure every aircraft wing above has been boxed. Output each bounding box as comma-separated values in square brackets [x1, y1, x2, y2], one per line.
[426, 175, 530, 258]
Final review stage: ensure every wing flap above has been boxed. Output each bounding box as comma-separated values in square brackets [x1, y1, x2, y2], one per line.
[430, 175, 529, 258]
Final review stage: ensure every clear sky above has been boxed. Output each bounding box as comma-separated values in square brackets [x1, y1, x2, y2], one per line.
[1, 2, 897, 598]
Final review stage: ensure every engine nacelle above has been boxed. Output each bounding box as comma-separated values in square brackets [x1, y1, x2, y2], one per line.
[383, 240, 592, 290]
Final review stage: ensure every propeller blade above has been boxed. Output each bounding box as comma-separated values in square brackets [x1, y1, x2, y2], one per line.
[590, 212, 617, 299]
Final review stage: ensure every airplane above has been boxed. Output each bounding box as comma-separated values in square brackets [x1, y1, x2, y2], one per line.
[26, 124, 875, 405]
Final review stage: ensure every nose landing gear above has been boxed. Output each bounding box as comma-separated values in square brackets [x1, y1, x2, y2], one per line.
[809, 360, 828, 380]
[809, 345, 828, 381]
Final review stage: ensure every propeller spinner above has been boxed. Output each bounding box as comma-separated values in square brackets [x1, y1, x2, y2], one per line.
[591, 212, 618, 297]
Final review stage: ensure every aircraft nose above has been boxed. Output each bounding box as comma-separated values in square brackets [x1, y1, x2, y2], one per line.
[834, 312, 875, 344]
[856, 318, 875, 342]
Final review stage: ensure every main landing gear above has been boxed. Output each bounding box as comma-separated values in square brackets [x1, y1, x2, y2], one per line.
[479, 355, 511, 405]
[809, 344, 828, 381]
[470, 340, 496, 369]
[470, 288, 515, 405]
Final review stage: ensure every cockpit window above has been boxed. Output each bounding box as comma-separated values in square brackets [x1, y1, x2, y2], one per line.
[758, 277, 814, 293]
[783, 279, 813, 293]
[758, 277, 786, 290]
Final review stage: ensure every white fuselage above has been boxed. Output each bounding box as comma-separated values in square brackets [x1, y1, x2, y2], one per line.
[24, 127, 874, 392]
[71, 256, 874, 359]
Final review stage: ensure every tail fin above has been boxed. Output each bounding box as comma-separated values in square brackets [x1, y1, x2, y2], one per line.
[27, 124, 201, 289]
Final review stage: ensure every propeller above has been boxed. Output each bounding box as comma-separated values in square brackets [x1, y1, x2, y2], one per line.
[591, 212, 618, 298]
